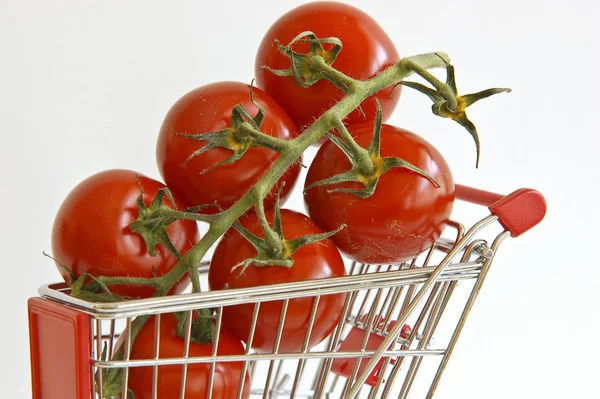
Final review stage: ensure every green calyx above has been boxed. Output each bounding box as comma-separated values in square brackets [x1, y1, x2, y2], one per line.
[99, 372, 132, 399]
[129, 183, 218, 295]
[69, 273, 127, 302]
[231, 187, 345, 276]
[175, 86, 286, 174]
[99, 346, 132, 398]
[398, 55, 511, 167]
[129, 180, 182, 260]
[99, 315, 152, 399]
[261, 31, 345, 90]
[44, 252, 130, 302]
[175, 308, 216, 345]
[304, 101, 439, 199]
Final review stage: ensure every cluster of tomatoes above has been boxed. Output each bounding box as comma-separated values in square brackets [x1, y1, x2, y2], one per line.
[50, 2, 458, 398]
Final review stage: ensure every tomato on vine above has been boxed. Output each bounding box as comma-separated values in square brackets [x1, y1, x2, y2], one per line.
[156, 81, 300, 213]
[125, 313, 251, 399]
[304, 123, 455, 264]
[208, 209, 347, 353]
[254, 1, 400, 130]
[51, 169, 198, 298]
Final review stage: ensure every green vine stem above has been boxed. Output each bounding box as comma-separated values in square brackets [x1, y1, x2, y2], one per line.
[148, 53, 446, 292]
[94, 52, 453, 299]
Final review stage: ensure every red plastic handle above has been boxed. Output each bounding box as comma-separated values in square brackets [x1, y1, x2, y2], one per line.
[455, 184, 546, 237]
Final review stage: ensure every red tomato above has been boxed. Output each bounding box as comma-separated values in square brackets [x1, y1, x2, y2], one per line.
[208, 209, 346, 353]
[126, 313, 250, 399]
[255, 2, 400, 130]
[156, 81, 300, 212]
[304, 124, 455, 264]
[51, 169, 198, 298]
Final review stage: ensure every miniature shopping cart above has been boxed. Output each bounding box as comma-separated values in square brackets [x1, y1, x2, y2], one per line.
[28, 184, 546, 399]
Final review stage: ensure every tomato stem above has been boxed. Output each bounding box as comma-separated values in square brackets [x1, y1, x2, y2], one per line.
[308, 55, 360, 92]
[402, 57, 459, 111]
[332, 117, 374, 175]
[159, 207, 216, 224]
[236, 122, 289, 152]
[95, 275, 161, 288]
[255, 199, 284, 258]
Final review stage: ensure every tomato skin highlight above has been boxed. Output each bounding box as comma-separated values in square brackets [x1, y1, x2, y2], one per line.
[208, 209, 347, 353]
[51, 169, 198, 298]
[304, 124, 455, 264]
[156, 81, 300, 212]
[255, 1, 400, 130]
[126, 314, 251, 399]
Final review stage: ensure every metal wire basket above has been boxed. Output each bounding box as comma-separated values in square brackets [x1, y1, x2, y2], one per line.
[28, 184, 546, 399]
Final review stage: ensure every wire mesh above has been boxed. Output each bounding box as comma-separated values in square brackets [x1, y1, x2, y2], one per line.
[37, 215, 509, 399]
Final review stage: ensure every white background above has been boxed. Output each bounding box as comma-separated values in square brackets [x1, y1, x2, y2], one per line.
[1, 0, 598, 397]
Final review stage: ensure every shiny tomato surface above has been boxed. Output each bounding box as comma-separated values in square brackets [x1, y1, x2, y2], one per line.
[255, 1, 400, 129]
[208, 209, 346, 353]
[304, 124, 455, 264]
[127, 313, 250, 399]
[51, 169, 198, 298]
[156, 81, 300, 212]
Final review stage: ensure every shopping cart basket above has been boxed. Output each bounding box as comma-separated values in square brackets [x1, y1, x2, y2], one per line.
[28, 184, 546, 399]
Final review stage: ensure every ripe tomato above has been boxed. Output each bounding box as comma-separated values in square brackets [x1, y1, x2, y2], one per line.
[208, 209, 346, 353]
[51, 169, 198, 298]
[126, 313, 250, 399]
[255, 2, 400, 130]
[304, 124, 455, 264]
[156, 81, 300, 212]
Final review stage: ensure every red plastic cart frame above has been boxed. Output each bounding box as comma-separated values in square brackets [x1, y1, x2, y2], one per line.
[28, 297, 92, 399]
